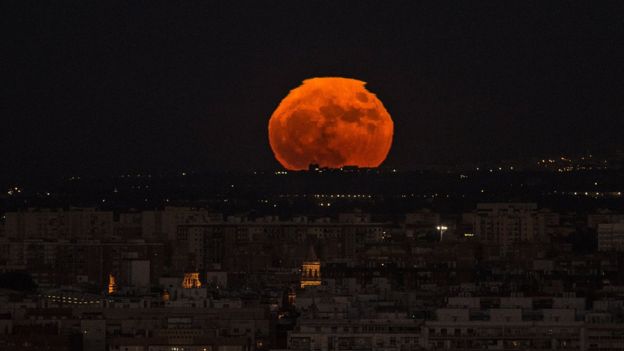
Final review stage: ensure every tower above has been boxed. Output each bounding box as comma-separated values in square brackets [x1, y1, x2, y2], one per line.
[108, 274, 117, 294]
[300, 246, 321, 288]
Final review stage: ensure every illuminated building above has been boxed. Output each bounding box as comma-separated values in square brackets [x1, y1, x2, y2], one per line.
[182, 272, 202, 288]
[108, 274, 117, 294]
[300, 246, 321, 288]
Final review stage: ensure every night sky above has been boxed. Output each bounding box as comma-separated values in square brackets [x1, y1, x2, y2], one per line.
[4, 2, 624, 182]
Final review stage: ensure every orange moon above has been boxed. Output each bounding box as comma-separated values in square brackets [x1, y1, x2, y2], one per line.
[268, 77, 393, 170]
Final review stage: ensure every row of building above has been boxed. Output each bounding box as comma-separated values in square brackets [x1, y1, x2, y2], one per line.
[1, 204, 623, 244]
[2, 266, 624, 350]
[1, 204, 624, 350]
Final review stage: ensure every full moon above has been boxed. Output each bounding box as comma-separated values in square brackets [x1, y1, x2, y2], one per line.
[268, 77, 393, 170]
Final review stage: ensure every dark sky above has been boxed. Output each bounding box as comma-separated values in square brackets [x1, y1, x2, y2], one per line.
[3, 2, 624, 181]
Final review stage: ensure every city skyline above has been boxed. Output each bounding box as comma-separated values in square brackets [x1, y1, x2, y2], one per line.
[4, 2, 624, 182]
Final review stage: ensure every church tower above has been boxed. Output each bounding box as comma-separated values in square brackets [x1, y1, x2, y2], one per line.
[300, 246, 321, 288]
[108, 274, 118, 294]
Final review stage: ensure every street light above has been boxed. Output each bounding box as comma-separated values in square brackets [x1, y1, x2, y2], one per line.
[436, 225, 448, 242]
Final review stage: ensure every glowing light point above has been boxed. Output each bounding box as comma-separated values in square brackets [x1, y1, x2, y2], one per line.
[436, 225, 448, 241]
